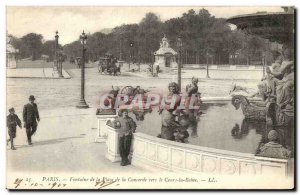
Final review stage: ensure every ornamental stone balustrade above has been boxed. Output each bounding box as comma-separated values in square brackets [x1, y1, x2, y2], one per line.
[104, 123, 292, 177]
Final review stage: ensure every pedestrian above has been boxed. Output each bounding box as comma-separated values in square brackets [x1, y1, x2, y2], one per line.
[116, 109, 136, 166]
[23, 95, 40, 145]
[7, 108, 22, 150]
[156, 65, 160, 76]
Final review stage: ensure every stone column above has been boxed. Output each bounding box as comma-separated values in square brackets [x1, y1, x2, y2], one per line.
[95, 114, 118, 142]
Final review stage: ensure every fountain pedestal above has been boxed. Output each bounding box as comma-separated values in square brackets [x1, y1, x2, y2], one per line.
[105, 124, 122, 162]
[95, 114, 118, 143]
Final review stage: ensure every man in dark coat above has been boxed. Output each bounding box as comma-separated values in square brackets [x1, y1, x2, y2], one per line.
[116, 109, 136, 166]
[7, 107, 22, 150]
[23, 95, 40, 145]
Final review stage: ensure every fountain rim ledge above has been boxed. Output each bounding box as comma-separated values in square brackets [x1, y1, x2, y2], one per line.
[201, 96, 261, 102]
[106, 125, 288, 164]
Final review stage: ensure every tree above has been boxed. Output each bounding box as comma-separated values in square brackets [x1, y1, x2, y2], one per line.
[86, 32, 108, 61]
[8, 35, 22, 49]
[20, 33, 43, 60]
[137, 12, 163, 62]
[42, 40, 62, 61]
[56, 9, 270, 65]
[63, 41, 82, 62]
[112, 24, 139, 61]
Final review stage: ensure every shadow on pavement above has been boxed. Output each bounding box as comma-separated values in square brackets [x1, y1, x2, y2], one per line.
[14, 136, 84, 149]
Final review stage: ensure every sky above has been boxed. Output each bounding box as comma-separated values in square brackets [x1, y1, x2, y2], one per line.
[6, 6, 283, 45]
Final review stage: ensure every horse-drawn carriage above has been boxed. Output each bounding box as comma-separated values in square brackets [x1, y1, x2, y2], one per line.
[98, 54, 120, 76]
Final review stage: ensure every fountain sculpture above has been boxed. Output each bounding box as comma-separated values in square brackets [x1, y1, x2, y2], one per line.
[228, 8, 294, 159]
[158, 78, 202, 143]
[227, 8, 294, 128]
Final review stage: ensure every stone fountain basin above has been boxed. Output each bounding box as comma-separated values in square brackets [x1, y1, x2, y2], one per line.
[104, 97, 293, 177]
[130, 131, 291, 177]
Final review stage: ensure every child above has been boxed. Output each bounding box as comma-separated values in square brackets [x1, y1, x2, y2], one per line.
[7, 108, 22, 150]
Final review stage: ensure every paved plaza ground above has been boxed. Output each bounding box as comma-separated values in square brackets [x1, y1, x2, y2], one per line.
[6, 65, 263, 174]
[7, 68, 71, 79]
[6, 108, 145, 174]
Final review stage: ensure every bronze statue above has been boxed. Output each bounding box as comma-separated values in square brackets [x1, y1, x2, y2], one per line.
[264, 47, 294, 127]
[256, 130, 291, 159]
[96, 86, 119, 115]
[231, 47, 294, 127]
[158, 81, 202, 142]
[158, 82, 181, 141]
[231, 95, 267, 121]
[186, 77, 199, 97]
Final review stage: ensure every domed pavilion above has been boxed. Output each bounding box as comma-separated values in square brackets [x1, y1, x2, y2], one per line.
[154, 35, 178, 72]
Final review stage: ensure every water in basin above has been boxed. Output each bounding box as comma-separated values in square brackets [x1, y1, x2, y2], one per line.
[132, 101, 267, 154]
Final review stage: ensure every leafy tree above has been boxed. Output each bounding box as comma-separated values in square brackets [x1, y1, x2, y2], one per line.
[137, 12, 163, 62]
[20, 33, 43, 60]
[58, 9, 270, 65]
[41, 40, 62, 61]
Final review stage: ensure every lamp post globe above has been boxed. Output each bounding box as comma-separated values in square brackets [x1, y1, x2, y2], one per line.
[76, 30, 89, 109]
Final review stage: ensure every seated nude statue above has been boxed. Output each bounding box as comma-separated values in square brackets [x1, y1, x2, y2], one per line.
[265, 48, 294, 109]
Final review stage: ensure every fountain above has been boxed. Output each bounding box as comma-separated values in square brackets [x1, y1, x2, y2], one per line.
[227, 9, 294, 46]
[227, 8, 294, 128]
[227, 7, 294, 159]
[101, 8, 294, 177]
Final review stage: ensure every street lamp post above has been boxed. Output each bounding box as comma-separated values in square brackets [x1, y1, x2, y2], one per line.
[119, 34, 123, 61]
[53, 31, 60, 76]
[129, 42, 134, 71]
[151, 50, 154, 76]
[262, 53, 266, 77]
[76, 30, 89, 109]
[58, 49, 64, 78]
[177, 36, 183, 92]
[206, 50, 210, 78]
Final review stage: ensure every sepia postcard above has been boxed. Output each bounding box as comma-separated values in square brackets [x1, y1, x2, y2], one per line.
[6, 6, 295, 190]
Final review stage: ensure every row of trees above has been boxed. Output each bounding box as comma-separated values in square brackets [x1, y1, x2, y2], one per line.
[9, 33, 62, 61]
[9, 9, 275, 65]
[64, 9, 273, 65]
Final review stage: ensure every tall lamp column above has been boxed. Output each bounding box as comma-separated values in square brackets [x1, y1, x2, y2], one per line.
[177, 36, 183, 92]
[53, 31, 60, 76]
[206, 50, 210, 78]
[76, 30, 89, 109]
